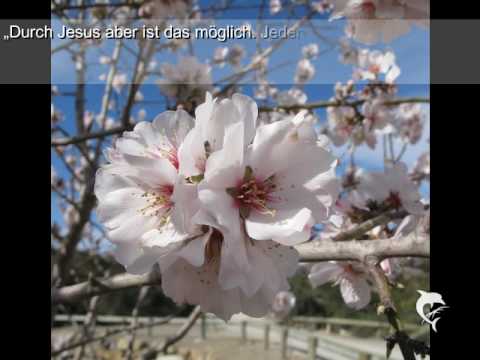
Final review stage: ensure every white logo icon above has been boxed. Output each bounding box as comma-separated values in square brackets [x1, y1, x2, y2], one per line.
[416, 290, 448, 332]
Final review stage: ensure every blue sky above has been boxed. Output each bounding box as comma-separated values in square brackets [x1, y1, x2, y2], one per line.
[51, 2, 430, 242]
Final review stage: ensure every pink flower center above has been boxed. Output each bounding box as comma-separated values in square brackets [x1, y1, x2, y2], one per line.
[237, 177, 277, 216]
[361, 1, 376, 17]
[368, 64, 381, 74]
[227, 167, 278, 218]
[343, 264, 364, 276]
[339, 124, 353, 137]
[386, 191, 402, 210]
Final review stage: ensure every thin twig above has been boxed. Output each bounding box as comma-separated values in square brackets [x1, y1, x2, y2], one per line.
[51, 126, 130, 147]
[332, 209, 409, 242]
[366, 263, 418, 360]
[158, 306, 202, 354]
[258, 97, 429, 113]
[52, 316, 173, 356]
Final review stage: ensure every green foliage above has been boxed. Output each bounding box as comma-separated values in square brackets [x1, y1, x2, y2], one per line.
[287, 262, 429, 336]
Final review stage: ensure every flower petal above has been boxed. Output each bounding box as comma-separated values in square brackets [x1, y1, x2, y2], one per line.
[309, 262, 343, 287]
[340, 276, 371, 310]
[246, 208, 314, 245]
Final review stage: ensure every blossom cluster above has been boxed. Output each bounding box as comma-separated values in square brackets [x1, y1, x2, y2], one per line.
[329, 0, 430, 44]
[51, 0, 431, 321]
[308, 162, 429, 309]
[321, 41, 426, 151]
[95, 92, 339, 320]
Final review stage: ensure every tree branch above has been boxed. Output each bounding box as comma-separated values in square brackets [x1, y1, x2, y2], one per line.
[126, 287, 150, 360]
[214, 11, 315, 96]
[52, 266, 161, 304]
[258, 97, 429, 113]
[52, 234, 429, 304]
[52, 316, 173, 356]
[366, 263, 426, 360]
[331, 209, 408, 242]
[158, 306, 202, 354]
[51, 126, 131, 147]
[296, 233, 429, 263]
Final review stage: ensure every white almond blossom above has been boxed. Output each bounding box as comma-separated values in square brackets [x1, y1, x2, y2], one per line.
[309, 261, 372, 310]
[213, 45, 245, 68]
[326, 103, 377, 149]
[393, 103, 424, 144]
[95, 93, 340, 320]
[270, 0, 282, 14]
[183, 95, 338, 319]
[99, 55, 111, 65]
[83, 111, 94, 129]
[96, 114, 116, 129]
[167, 94, 304, 320]
[226, 45, 246, 67]
[353, 49, 401, 84]
[349, 162, 424, 215]
[302, 43, 320, 59]
[254, 81, 278, 100]
[213, 47, 229, 67]
[361, 97, 390, 131]
[316, 198, 356, 241]
[52, 0, 431, 330]
[64, 205, 79, 227]
[137, 109, 147, 122]
[112, 73, 128, 94]
[197, 110, 339, 248]
[326, 104, 357, 147]
[334, 80, 355, 99]
[295, 59, 316, 84]
[139, 0, 191, 20]
[329, 0, 430, 44]
[158, 56, 213, 105]
[95, 109, 198, 274]
[177, 92, 258, 178]
[134, 91, 144, 102]
[271, 291, 296, 319]
[51, 103, 62, 125]
[316, 199, 402, 284]
[275, 88, 308, 107]
[312, 0, 333, 13]
[380, 212, 429, 279]
[412, 150, 430, 181]
[161, 230, 299, 320]
[257, 111, 290, 126]
[112, 6, 135, 26]
[401, 0, 430, 28]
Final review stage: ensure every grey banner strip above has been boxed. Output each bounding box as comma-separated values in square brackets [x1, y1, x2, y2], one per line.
[0, 20, 50, 84]
[431, 19, 480, 84]
[4, 19, 480, 84]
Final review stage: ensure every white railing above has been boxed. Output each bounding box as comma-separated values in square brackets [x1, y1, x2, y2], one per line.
[53, 314, 428, 360]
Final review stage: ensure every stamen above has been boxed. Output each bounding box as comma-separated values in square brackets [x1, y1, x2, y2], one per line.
[360, 1, 376, 17]
[386, 191, 402, 209]
[138, 185, 174, 225]
[227, 168, 279, 218]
